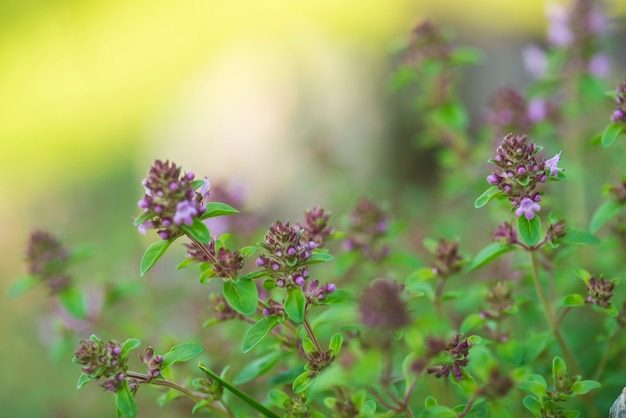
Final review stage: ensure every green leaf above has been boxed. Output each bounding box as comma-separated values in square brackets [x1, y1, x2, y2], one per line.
[121, 338, 141, 357]
[199, 363, 280, 418]
[474, 186, 504, 208]
[590, 199, 623, 233]
[191, 399, 210, 414]
[518, 216, 541, 247]
[552, 356, 567, 381]
[223, 279, 258, 316]
[242, 316, 280, 353]
[292, 370, 314, 394]
[268, 389, 290, 408]
[559, 229, 600, 246]
[7, 275, 39, 298]
[468, 242, 515, 271]
[319, 289, 350, 305]
[115, 381, 137, 418]
[522, 396, 542, 417]
[302, 337, 316, 355]
[58, 286, 85, 319]
[239, 246, 257, 261]
[424, 396, 438, 408]
[200, 202, 239, 219]
[140, 240, 172, 277]
[560, 294, 585, 307]
[77, 373, 95, 389]
[162, 344, 204, 369]
[304, 250, 334, 265]
[234, 351, 282, 384]
[285, 286, 306, 323]
[575, 268, 592, 283]
[238, 270, 267, 281]
[571, 380, 601, 395]
[432, 100, 469, 131]
[176, 257, 198, 270]
[328, 333, 343, 357]
[460, 313, 485, 334]
[422, 405, 458, 417]
[407, 267, 437, 282]
[181, 218, 211, 244]
[601, 122, 626, 147]
[449, 46, 483, 65]
[133, 211, 153, 227]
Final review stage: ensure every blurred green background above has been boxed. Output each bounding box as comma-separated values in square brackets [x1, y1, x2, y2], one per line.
[1, 0, 625, 416]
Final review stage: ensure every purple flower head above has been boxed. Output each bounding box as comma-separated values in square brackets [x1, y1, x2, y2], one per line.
[545, 151, 563, 178]
[173, 200, 198, 225]
[200, 177, 211, 200]
[515, 197, 541, 220]
[546, 3, 573, 47]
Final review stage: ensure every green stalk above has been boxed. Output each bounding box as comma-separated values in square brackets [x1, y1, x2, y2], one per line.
[199, 363, 280, 418]
[529, 252, 582, 376]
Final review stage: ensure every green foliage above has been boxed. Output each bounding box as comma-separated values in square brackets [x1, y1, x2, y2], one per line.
[140, 240, 172, 276]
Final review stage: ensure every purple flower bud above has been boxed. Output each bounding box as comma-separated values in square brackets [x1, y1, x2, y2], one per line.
[295, 276, 305, 286]
[272, 263, 280, 271]
[256, 257, 265, 266]
[186, 172, 195, 180]
[304, 251, 311, 258]
[116, 373, 125, 381]
[540, 175, 547, 183]
[112, 346, 122, 356]
[262, 308, 271, 316]
[302, 269, 309, 277]
[287, 247, 296, 256]
[506, 171, 514, 178]
[495, 154, 502, 162]
[154, 205, 163, 213]
[156, 190, 164, 197]
[487, 174, 499, 184]
[308, 241, 316, 250]
[138, 199, 149, 209]
[169, 182, 179, 191]
[517, 167, 526, 175]
[158, 231, 169, 240]
[277, 279, 285, 287]
[534, 194, 541, 202]
[318, 293, 325, 300]
[326, 283, 336, 293]
[154, 355, 163, 363]
[162, 218, 171, 227]
[503, 185, 511, 192]
[151, 369, 160, 378]
[276, 250, 282, 257]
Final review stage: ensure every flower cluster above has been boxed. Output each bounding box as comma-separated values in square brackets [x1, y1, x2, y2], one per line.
[208, 293, 245, 322]
[136, 160, 210, 240]
[140, 347, 164, 381]
[343, 199, 390, 260]
[425, 334, 472, 381]
[256, 220, 315, 288]
[585, 274, 615, 308]
[480, 281, 515, 323]
[430, 238, 463, 277]
[484, 87, 532, 139]
[73, 337, 128, 392]
[610, 82, 626, 123]
[201, 239, 244, 279]
[403, 20, 452, 67]
[487, 134, 563, 219]
[25, 230, 70, 294]
[359, 280, 409, 331]
[303, 279, 336, 304]
[296, 207, 333, 249]
[546, 0, 610, 76]
[492, 222, 518, 245]
[546, 219, 567, 243]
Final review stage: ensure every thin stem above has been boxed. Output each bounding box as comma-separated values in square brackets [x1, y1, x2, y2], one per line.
[556, 307, 572, 327]
[529, 251, 582, 376]
[125, 372, 233, 417]
[457, 394, 478, 418]
[302, 317, 323, 354]
[434, 276, 446, 317]
[593, 328, 618, 381]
